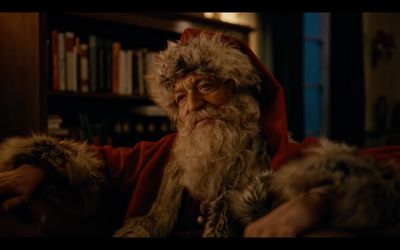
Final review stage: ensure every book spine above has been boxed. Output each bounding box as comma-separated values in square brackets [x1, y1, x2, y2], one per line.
[138, 50, 144, 96]
[126, 49, 133, 95]
[58, 32, 66, 91]
[75, 37, 81, 92]
[137, 49, 147, 96]
[118, 49, 126, 95]
[51, 30, 59, 91]
[65, 31, 75, 91]
[132, 50, 139, 95]
[112, 42, 121, 94]
[97, 37, 106, 92]
[105, 40, 113, 93]
[145, 51, 157, 96]
[80, 43, 89, 93]
[88, 35, 97, 92]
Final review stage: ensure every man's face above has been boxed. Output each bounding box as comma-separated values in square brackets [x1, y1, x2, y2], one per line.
[173, 73, 232, 127]
[172, 73, 263, 202]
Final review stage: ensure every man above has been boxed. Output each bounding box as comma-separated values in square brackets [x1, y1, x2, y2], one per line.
[0, 28, 400, 237]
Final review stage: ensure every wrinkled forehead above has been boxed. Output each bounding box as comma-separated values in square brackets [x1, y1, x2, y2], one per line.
[173, 73, 219, 92]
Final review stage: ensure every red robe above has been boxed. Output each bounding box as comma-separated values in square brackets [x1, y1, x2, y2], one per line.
[95, 28, 400, 222]
[96, 134, 400, 221]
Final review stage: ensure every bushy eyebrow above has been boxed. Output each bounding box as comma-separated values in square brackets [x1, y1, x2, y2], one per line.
[173, 82, 194, 94]
[173, 76, 216, 94]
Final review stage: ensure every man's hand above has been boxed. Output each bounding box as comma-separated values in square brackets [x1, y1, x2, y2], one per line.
[244, 187, 331, 237]
[0, 164, 45, 212]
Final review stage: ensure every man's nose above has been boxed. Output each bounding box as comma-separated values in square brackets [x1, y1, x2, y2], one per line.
[186, 91, 204, 112]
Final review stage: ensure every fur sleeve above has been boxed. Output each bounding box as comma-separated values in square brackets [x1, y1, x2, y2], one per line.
[0, 134, 105, 187]
[270, 139, 400, 230]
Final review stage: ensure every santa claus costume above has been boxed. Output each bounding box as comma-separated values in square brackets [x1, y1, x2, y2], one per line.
[1, 28, 400, 237]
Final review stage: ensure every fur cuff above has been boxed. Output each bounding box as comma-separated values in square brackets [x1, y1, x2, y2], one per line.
[0, 134, 105, 187]
[271, 139, 400, 230]
[229, 170, 277, 225]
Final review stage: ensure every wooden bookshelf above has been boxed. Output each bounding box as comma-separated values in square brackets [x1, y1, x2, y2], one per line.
[0, 13, 252, 145]
[48, 90, 153, 103]
[66, 13, 253, 43]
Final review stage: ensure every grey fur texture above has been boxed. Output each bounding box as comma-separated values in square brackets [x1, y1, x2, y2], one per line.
[115, 139, 400, 237]
[2, 135, 399, 236]
[271, 139, 400, 230]
[0, 134, 104, 185]
[114, 147, 274, 238]
[147, 32, 262, 122]
[0, 134, 106, 217]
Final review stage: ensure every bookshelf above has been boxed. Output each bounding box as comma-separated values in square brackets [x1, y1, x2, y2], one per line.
[0, 13, 253, 146]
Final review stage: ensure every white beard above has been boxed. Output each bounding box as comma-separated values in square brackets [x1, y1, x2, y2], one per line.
[172, 94, 270, 203]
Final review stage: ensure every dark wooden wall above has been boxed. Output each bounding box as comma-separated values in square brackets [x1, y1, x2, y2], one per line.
[0, 13, 47, 140]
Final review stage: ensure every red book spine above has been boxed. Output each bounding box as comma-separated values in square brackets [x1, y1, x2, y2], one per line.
[112, 42, 121, 94]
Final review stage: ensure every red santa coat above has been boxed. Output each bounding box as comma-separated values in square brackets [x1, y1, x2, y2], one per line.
[96, 132, 400, 222]
[0, 28, 399, 237]
[94, 28, 400, 222]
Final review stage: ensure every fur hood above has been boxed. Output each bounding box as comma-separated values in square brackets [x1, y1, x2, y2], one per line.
[114, 29, 400, 237]
[148, 29, 289, 171]
[147, 31, 261, 123]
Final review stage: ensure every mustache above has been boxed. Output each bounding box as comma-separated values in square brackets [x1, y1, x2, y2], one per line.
[181, 105, 227, 129]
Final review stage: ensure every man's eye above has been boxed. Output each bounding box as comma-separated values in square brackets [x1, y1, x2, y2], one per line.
[175, 95, 186, 104]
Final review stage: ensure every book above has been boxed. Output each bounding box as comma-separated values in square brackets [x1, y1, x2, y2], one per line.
[111, 42, 121, 94]
[126, 49, 133, 95]
[118, 49, 127, 95]
[48, 114, 63, 129]
[136, 49, 146, 96]
[132, 49, 139, 95]
[51, 30, 59, 91]
[97, 37, 106, 92]
[58, 32, 66, 91]
[105, 39, 113, 93]
[88, 35, 97, 92]
[48, 128, 70, 138]
[80, 43, 89, 93]
[77, 111, 94, 144]
[144, 51, 157, 95]
[75, 37, 81, 92]
[131, 105, 167, 117]
[65, 31, 75, 91]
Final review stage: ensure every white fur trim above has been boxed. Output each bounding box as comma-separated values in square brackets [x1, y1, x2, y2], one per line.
[0, 134, 105, 187]
[115, 138, 400, 236]
[271, 139, 400, 230]
[147, 32, 261, 122]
